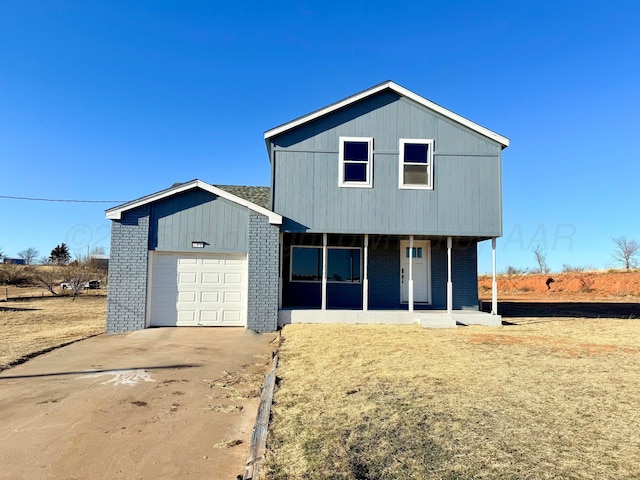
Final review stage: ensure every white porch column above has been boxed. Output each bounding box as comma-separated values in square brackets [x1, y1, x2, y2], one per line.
[491, 237, 498, 315]
[278, 232, 283, 309]
[447, 236, 453, 314]
[363, 234, 369, 311]
[408, 235, 414, 312]
[321, 233, 327, 310]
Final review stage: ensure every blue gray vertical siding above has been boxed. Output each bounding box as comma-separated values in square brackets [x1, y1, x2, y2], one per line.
[271, 92, 502, 236]
[247, 213, 280, 332]
[106, 206, 150, 333]
[149, 189, 248, 253]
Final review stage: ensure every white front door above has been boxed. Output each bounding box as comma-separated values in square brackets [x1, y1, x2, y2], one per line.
[400, 240, 431, 303]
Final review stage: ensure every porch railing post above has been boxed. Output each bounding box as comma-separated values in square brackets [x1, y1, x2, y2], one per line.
[491, 237, 498, 315]
[322, 233, 327, 310]
[409, 235, 414, 312]
[447, 236, 453, 314]
[363, 234, 368, 311]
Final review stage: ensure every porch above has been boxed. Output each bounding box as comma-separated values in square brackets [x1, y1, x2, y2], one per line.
[278, 309, 502, 328]
[278, 233, 501, 327]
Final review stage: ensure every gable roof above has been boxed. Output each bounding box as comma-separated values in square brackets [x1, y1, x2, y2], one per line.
[105, 179, 281, 225]
[264, 80, 510, 148]
[215, 185, 271, 210]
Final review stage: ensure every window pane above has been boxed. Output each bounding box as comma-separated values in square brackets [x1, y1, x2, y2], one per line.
[291, 247, 321, 281]
[344, 162, 367, 182]
[404, 143, 429, 163]
[344, 142, 369, 161]
[327, 248, 361, 282]
[403, 165, 429, 185]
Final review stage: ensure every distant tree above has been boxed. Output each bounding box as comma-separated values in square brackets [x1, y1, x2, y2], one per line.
[533, 245, 550, 274]
[17, 247, 39, 265]
[29, 265, 61, 296]
[37, 256, 51, 265]
[50, 243, 71, 265]
[90, 246, 106, 255]
[612, 236, 639, 270]
[62, 258, 100, 300]
[0, 245, 4, 258]
[504, 265, 528, 275]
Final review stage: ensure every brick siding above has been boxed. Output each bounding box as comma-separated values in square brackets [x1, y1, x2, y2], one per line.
[106, 207, 150, 333]
[247, 213, 280, 332]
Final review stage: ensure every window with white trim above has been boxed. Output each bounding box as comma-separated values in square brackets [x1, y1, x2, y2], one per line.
[399, 138, 433, 189]
[290, 246, 361, 283]
[339, 137, 373, 187]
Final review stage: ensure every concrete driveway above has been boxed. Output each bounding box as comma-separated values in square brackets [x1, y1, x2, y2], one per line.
[0, 328, 278, 480]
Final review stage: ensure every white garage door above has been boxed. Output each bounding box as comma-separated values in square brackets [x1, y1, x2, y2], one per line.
[149, 253, 247, 327]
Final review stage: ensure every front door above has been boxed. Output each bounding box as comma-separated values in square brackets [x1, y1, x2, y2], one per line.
[400, 240, 431, 303]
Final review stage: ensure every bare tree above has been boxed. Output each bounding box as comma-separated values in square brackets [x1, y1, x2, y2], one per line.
[17, 247, 39, 265]
[90, 246, 106, 255]
[29, 265, 61, 296]
[612, 236, 639, 270]
[62, 257, 101, 300]
[533, 245, 550, 274]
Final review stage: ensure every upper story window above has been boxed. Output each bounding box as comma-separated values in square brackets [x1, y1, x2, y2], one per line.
[399, 139, 434, 189]
[339, 137, 373, 188]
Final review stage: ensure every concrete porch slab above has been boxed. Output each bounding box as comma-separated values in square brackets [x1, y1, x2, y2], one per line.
[278, 310, 502, 328]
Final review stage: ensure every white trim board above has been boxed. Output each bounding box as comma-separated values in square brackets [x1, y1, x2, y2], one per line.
[105, 179, 282, 225]
[264, 81, 510, 148]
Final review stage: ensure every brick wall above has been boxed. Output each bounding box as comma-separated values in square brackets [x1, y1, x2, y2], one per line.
[368, 238, 402, 309]
[106, 206, 150, 333]
[451, 239, 479, 309]
[247, 213, 280, 332]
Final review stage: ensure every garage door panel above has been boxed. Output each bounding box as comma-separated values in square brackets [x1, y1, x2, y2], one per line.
[223, 291, 243, 303]
[178, 291, 197, 302]
[179, 258, 198, 265]
[223, 258, 244, 266]
[199, 311, 219, 323]
[177, 310, 196, 322]
[201, 291, 220, 303]
[202, 258, 221, 265]
[224, 273, 243, 284]
[201, 273, 221, 285]
[178, 272, 198, 284]
[221, 310, 242, 323]
[150, 253, 247, 327]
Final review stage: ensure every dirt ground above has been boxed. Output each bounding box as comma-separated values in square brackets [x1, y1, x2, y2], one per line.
[478, 271, 640, 319]
[0, 328, 277, 480]
[479, 270, 640, 301]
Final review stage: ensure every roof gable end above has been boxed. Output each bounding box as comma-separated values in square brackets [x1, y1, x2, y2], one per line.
[264, 80, 509, 148]
[105, 179, 282, 225]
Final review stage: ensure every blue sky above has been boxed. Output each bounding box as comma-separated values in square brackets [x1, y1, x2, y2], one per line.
[1, 1, 638, 273]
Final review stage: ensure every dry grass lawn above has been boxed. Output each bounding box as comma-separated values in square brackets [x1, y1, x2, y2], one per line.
[263, 320, 640, 479]
[0, 295, 106, 370]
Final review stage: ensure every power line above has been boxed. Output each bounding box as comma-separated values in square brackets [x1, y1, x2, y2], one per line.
[0, 195, 126, 203]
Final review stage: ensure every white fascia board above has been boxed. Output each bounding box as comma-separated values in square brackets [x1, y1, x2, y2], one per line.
[264, 81, 510, 148]
[105, 179, 282, 225]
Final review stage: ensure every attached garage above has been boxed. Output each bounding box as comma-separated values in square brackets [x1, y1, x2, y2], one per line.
[105, 180, 281, 333]
[149, 253, 247, 327]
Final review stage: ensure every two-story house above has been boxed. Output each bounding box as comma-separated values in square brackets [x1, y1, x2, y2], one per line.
[105, 81, 508, 333]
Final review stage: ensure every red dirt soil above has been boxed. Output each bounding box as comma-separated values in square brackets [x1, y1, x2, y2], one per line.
[479, 270, 640, 302]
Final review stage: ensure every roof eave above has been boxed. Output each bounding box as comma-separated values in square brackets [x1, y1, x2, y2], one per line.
[105, 179, 282, 225]
[263, 80, 510, 148]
